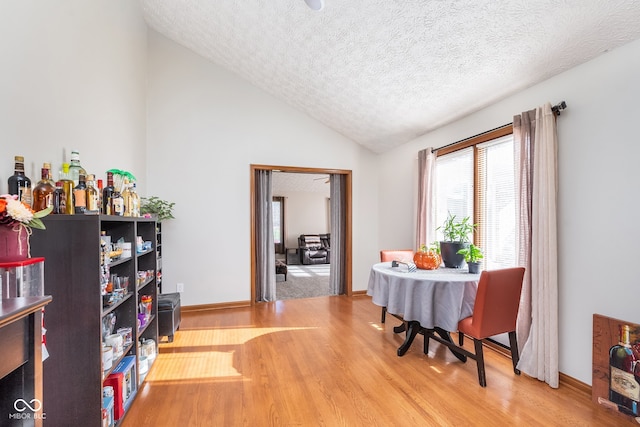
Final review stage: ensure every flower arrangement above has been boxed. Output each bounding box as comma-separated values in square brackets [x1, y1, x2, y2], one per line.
[0, 194, 52, 230]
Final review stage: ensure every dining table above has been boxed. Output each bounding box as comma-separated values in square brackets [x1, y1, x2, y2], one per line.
[367, 261, 480, 358]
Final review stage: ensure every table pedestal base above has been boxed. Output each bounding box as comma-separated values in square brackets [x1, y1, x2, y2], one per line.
[394, 321, 467, 362]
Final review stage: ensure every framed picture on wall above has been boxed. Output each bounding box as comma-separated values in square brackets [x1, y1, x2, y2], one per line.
[592, 314, 640, 421]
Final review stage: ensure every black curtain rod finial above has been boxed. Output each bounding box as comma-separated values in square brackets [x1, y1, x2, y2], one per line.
[552, 101, 567, 116]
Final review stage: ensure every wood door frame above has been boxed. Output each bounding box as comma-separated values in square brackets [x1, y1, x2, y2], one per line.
[250, 164, 353, 303]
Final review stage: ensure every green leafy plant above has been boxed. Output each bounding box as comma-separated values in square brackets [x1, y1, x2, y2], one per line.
[457, 244, 484, 263]
[140, 196, 175, 222]
[437, 212, 476, 243]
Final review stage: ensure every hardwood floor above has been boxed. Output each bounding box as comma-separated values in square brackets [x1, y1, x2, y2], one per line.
[122, 296, 633, 426]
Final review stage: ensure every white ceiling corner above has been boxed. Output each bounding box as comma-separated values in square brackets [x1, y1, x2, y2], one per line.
[140, 0, 640, 153]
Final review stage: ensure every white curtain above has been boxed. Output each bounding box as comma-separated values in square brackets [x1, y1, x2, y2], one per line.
[416, 148, 437, 250]
[329, 174, 345, 295]
[514, 103, 559, 388]
[255, 169, 276, 302]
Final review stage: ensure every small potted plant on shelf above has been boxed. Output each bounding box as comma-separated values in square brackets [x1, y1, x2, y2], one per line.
[140, 196, 175, 222]
[437, 212, 476, 268]
[457, 244, 483, 274]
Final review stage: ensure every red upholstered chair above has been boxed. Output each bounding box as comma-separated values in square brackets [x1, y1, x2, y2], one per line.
[424, 267, 525, 387]
[379, 250, 414, 323]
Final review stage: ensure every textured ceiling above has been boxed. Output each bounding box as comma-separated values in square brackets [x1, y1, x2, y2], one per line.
[141, 0, 640, 153]
[273, 172, 330, 195]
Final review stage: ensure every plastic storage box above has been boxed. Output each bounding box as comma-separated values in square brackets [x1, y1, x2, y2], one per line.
[0, 257, 45, 299]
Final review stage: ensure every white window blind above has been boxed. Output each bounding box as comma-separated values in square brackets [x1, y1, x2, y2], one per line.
[477, 135, 515, 269]
[435, 147, 474, 242]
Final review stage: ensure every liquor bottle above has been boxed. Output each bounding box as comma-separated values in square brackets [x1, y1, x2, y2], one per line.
[32, 167, 55, 211]
[129, 183, 140, 217]
[609, 324, 639, 415]
[110, 189, 124, 216]
[122, 179, 132, 217]
[73, 174, 87, 214]
[8, 156, 32, 205]
[97, 179, 104, 214]
[52, 181, 66, 214]
[68, 150, 87, 187]
[42, 162, 55, 186]
[103, 172, 115, 215]
[59, 163, 75, 215]
[85, 174, 100, 214]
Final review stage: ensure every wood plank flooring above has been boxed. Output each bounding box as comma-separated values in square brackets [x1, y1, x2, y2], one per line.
[121, 296, 634, 426]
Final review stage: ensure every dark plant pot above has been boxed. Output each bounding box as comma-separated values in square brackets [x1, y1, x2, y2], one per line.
[467, 261, 480, 274]
[439, 241, 469, 268]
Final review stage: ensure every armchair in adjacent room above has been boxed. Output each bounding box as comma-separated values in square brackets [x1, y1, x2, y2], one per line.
[298, 234, 330, 264]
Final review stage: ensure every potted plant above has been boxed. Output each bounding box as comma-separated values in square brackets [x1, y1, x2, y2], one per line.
[140, 196, 175, 222]
[437, 212, 476, 268]
[457, 244, 483, 274]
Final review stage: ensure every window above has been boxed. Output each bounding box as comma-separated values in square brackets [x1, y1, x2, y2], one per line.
[435, 127, 516, 269]
[272, 197, 285, 254]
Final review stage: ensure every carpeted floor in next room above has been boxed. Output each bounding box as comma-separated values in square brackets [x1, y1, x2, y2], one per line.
[276, 264, 331, 300]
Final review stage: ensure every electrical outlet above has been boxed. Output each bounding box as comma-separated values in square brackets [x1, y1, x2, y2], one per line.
[176, 283, 184, 292]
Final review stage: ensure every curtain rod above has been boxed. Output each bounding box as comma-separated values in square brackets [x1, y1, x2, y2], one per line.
[432, 101, 567, 153]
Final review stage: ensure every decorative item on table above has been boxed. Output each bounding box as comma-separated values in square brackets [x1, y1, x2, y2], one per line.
[437, 212, 477, 268]
[0, 257, 45, 298]
[413, 241, 442, 270]
[391, 260, 417, 272]
[457, 243, 484, 274]
[0, 194, 52, 262]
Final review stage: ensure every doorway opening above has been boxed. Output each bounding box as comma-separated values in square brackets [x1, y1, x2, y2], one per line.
[250, 165, 352, 303]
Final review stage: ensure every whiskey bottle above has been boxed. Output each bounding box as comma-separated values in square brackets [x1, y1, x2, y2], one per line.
[32, 167, 55, 211]
[42, 162, 55, 186]
[8, 156, 32, 205]
[609, 324, 639, 415]
[73, 174, 87, 214]
[85, 174, 100, 214]
[59, 163, 75, 215]
[52, 181, 66, 214]
[110, 189, 124, 216]
[103, 172, 115, 215]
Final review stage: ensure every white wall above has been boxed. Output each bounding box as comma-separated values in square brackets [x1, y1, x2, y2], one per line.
[0, 1, 147, 190]
[146, 31, 379, 306]
[377, 38, 640, 385]
[276, 192, 329, 249]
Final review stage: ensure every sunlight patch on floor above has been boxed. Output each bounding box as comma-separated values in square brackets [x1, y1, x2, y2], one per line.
[287, 265, 331, 278]
[148, 326, 317, 381]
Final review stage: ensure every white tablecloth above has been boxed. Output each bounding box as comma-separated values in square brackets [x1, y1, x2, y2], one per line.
[367, 262, 480, 331]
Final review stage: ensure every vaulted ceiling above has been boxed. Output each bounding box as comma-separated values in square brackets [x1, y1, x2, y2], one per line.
[141, 0, 640, 153]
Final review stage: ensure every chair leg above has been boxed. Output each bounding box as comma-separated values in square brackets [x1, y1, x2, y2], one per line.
[473, 338, 487, 387]
[381, 307, 387, 323]
[508, 331, 521, 375]
[458, 332, 464, 346]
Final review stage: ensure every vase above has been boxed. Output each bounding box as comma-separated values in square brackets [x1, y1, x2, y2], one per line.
[439, 241, 468, 268]
[0, 224, 31, 263]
